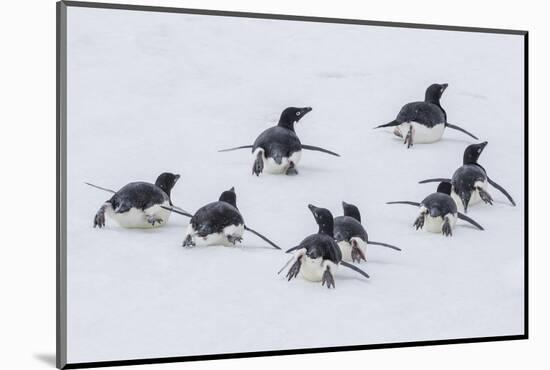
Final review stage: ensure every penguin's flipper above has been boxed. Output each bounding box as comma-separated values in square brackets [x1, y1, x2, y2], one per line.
[445, 123, 479, 140]
[340, 261, 370, 279]
[418, 178, 451, 184]
[487, 177, 516, 206]
[244, 225, 281, 249]
[322, 266, 335, 288]
[85, 182, 116, 194]
[300, 145, 340, 157]
[171, 204, 193, 216]
[457, 212, 484, 230]
[277, 256, 295, 275]
[218, 145, 254, 152]
[367, 240, 402, 251]
[374, 120, 400, 129]
[252, 151, 264, 176]
[160, 205, 193, 218]
[386, 201, 421, 207]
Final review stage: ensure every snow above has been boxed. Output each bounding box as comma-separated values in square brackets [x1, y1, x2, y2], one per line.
[65, 6, 525, 364]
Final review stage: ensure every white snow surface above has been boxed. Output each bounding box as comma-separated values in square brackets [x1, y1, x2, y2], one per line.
[66, 7, 525, 363]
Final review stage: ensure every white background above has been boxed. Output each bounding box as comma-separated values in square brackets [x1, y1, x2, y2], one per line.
[0, 0, 546, 369]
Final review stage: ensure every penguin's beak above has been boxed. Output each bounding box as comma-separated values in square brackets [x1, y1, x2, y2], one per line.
[480, 141, 488, 148]
[174, 174, 181, 182]
[301, 107, 313, 116]
[441, 83, 448, 92]
[308, 204, 319, 216]
[229, 186, 235, 192]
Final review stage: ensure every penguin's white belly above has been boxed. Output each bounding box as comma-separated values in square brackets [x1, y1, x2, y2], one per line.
[395, 121, 445, 143]
[424, 214, 457, 233]
[300, 256, 337, 282]
[451, 180, 488, 211]
[337, 238, 368, 262]
[254, 149, 302, 174]
[186, 223, 244, 247]
[108, 201, 171, 228]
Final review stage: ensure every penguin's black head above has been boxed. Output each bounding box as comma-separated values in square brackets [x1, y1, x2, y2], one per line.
[425, 83, 448, 104]
[308, 204, 334, 237]
[463, 141, 488, 164]
[219, 186, 237, 208]
[342, 201, 361, 223]
[278, 107, 312, 131]
[155, 172, 180, 197]
[436, 181, 452, 195]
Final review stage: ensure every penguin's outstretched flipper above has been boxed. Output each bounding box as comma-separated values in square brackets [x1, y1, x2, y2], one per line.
[367, 240, 402, 251]
[218, 145, 254, 152]
[373, 120, 400, 129]
[286, 245, 303, 254]
[457, 212, 484, 230]
[160, 205, 193, 218]
[244, 225, 281, 250]
[418, 178, 452, 184]
[487, 177, 516, 206]
[386, 201, 421, 207]
[85, 182, 116, 194]
[340, 261, 370, 279]
[445, 123, 479, 140]
[300, 144, 340, 157]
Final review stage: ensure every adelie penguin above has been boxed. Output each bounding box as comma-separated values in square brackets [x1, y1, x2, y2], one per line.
[218, 107, 340, 176]
[387, 182, 484, 236]
[334, 202, 401, 263]
[374, 83, 478, 148]
[279, 204, 370, 289]
[162, 187, 281, 250]
[418, 141, 516, 212]
[88, 172, 181, 229]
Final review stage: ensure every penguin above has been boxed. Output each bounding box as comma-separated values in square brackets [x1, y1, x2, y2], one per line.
[418, 141, 516, 212]
[386, 182, 484, 236]
[164, 187, 281, 249]
[374, 83, 478, 148]
[218, 107, 340, 176]
[279, 204, 370, 288]
[334, 201, 401, 263]
[89, 172, 181, 229]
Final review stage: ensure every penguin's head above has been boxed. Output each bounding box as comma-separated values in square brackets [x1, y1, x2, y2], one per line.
[219, 186, 237, 208]
[278, 107, 313, 130]
[155, 172, 180, 197]
[463, 141, 488, 164]
[342, 201, 361, 223]
[425, 83, 448, 103]
[436, 181, 452, 195]
[308, 204, 334, 236]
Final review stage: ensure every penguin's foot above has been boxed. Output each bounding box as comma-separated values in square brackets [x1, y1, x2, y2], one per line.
[322, 266, 335, 289]
[147, 216, 164, 226]
[93, 203, 109, 228]
[182, 235, 196, 247]
[442, 218, 453, 237]
[350, 240, 366, 263]
[252, 152, 264, 176]
[286, 256, 302, 281]
[413, 213, 425, 230]
[477, 187, 494, 205]
[227, 235, 243, 245]
[285, 161, 298, 176]
[404, 125, 414, 148]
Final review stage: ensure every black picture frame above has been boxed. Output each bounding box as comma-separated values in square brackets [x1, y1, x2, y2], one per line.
[56, 1, 529, 368]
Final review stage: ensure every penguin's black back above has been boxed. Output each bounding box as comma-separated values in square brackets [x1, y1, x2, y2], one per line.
[396, 101, 446, 128]
[299, 234, 342, 264]
[452, 164, 487, 192]
[190, 201, 244, 237]
[253, 126, 302, 158]
[421, 192, 457, 217]
[333, 216, 368, 243]
[110, 182, 168, 213]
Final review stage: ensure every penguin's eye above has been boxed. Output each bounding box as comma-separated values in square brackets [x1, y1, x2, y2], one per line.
[296, 111, 301, 116]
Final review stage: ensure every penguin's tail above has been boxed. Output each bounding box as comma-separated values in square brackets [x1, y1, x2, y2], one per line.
[445, 123, 479, 140]
[85, 182, 116, 194]
[374, 120, 400, 129]
[218, 145, 254, 152]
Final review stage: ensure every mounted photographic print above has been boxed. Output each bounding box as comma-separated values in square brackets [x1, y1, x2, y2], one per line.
[57, 1, 528, 369]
